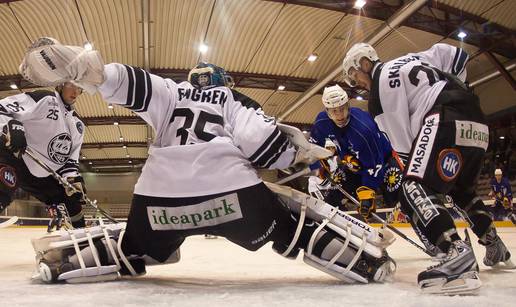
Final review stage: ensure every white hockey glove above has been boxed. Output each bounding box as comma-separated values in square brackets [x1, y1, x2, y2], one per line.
[19, 37, 105, 94]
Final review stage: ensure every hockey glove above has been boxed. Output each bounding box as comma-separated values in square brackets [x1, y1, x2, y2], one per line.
[2, 120, 27, 158]
[64, 176, 86, 199]
[0, 202, 9, 213]
[19, 37, 105, 94]
[503, 197, 511, 209]
[356, 186, 376, 223]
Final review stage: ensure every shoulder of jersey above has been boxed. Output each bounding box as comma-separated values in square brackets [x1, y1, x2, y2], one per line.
[230, 89, 261, 110]
[315, 110, 331, 122]
[24, 90, 56, 103]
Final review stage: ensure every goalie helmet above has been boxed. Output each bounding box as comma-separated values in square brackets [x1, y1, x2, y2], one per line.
[322, 84, 348, 109]
[342, 43, 379, 87]
[188, 62, 235, 89]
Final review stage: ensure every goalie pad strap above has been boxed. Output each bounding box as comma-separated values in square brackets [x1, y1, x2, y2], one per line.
[281, 203, 307, 257]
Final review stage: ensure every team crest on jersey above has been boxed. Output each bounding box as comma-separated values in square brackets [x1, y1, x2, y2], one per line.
[47, 133, 72, 165]
[437, 149, 462, 182]
[0, 165, 16, 188]
[76, 122, 83, 134]
[384, 166, 402, 192]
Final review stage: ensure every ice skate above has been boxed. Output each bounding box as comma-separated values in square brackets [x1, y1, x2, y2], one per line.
[418, 240, 481, 295]
[480, 228, 514, 269]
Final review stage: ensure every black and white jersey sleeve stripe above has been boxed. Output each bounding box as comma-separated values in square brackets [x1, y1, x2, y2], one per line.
[56, 160, 79, 177]
[451, 47, 468, 76]
[248, 127, 291, 168]
[122, 65, 153, 112]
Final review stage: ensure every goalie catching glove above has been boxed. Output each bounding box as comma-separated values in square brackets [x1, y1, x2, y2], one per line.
[2, 119, 27, 158]
[19, 37, 105, 94]
[356, 186, 376, 223]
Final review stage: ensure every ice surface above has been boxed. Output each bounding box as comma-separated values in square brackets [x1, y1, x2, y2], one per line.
[1, 226, 515, 307]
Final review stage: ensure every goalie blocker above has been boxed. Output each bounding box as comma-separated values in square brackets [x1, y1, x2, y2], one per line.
[31, 183, 395, 284]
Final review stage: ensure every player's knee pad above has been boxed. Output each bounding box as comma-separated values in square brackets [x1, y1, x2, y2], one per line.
[399, 180, 458, 250]
[31, 221, 180, 284]
[266, 182, 396, 283]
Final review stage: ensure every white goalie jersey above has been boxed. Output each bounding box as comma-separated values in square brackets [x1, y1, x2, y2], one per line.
[368, 43, 469, 157]
[0, 91, 84, 178]
[98, 64, 296, 197]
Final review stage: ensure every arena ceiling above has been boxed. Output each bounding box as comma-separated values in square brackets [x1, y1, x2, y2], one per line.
[0, 0, 513, 172]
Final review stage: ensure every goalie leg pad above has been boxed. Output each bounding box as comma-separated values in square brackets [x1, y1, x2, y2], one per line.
[266, 182, 395, 250]
[31, 219, 180, 283]
[267, 182, 396, 283]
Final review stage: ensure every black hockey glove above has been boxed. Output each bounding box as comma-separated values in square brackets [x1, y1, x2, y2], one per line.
[0, 202, 9, 213]
[356, 186, 376, 223]
[2, 120, 27, 158]
[64, 176, 86, 200]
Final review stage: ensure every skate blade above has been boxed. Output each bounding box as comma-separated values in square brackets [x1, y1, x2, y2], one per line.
[420, 271, 482, 295]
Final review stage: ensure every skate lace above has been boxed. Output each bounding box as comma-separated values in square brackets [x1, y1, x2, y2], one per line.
[427, 246, 455, 269]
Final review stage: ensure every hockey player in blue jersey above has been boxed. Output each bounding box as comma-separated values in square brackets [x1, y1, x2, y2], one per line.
[488, 169, 514, 221]
[309, 84, 403, 222]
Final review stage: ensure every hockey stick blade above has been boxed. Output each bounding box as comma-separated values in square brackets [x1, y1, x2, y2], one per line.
[0, 216, 18, 228]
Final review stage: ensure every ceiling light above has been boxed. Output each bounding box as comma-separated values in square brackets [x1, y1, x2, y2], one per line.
[354, 0, 366, 9]
[123, 145, 127, 149]
[126, 154, 130, 158]
[128, 160, 132, 164]
[84, 42, 93, 51]
[119, 137, 124, 141]
[82, 156, 86, 159]
[499, 136, 505, 140]
[356, 96, 364, 100]
[457, 31, 467, 39]
[307, 54, 318, 62]
[88, 161, 93, 165]
[302, 130, 308, 134]
[114, 122, 119, 126]
[10, 83, 17, 89]
[108, 104, 114, 109]
[277, 85, 285, 91]
[199, 43, 208, 54]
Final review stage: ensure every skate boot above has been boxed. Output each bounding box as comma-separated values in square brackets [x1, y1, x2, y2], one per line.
[479, 227, 514, 268]
[418, 240, 481, 294]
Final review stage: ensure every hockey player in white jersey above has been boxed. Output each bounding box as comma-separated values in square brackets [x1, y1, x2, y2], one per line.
[342, 42, 512, 293]
[0, 80, 86, 228]
[22, 38, 395, 285]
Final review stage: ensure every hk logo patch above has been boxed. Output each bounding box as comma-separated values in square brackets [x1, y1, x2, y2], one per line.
[437, 149, 462, 182]
[0, 165, 16, 188]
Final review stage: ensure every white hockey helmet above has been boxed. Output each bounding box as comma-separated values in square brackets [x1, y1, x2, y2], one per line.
[322, 84, 348, 109]
[495, 169, 503, 176]
[342, 43, 379, 87]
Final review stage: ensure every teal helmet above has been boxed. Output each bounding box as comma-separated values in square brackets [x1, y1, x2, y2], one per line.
[188, 62, 235, 89]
